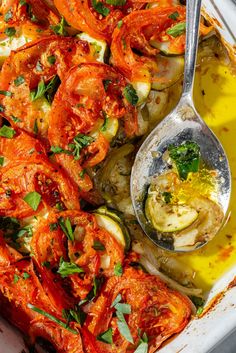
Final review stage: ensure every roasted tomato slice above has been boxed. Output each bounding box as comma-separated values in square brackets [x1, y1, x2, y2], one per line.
[54, 0, 144, 43]
[0, 127, 46, 161]
[31, 210, 124, 301]
[0, 0, 59, 40]
[0, 156, 80, 218]
[0, 241, 82, 352]
[111, 6, 186, 81]
[48, 62, 137, 192]
[87, 264, 191, 353]
[0, 35, 96, 138]
[29, 318, 83, 353]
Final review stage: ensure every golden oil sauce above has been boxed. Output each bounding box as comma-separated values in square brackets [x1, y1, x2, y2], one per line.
[174, 56, 236, 292]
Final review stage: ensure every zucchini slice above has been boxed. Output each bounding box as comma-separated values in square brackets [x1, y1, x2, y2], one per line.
[89, 117, 119, 142]
[150, 39, 184, 56]
[0, 35, 28, 66]
[94, 206, 131, 251]
[152, 56, 184, 91]
[77, 33, 108, 63]
[132, 80, 151, 105]
[145, 194, 198, 233]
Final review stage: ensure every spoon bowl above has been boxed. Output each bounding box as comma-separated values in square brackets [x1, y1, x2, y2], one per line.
[130, 0, 231, 252]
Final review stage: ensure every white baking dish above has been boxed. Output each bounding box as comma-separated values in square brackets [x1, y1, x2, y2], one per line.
[0, 1, 236, 352]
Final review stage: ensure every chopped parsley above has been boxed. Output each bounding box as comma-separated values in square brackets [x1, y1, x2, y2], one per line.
[162, 191, 172, 204]
[0, 156, 4, 166]
[27, 304, 78, 334]
[0, 90, 12, 97]
[57, 257, 84, 278]
[4, 27, 16, 37]
[97, 328, 113, 344]
[91, 0, 110, 17]
[0, 125, 16, 138]
[22, 272, 30, 279]
[4, 9, 13, 23]
[114, 262, 123, 276]
[68, 134, 94, 161]
[168, 141, 200, 180]
[123, 84, 138, 106]
[106, 0, 126, 4]
[63, 306, 87, 327]
[167, 22, 186, 37]
[23, 191, 41, 211]
[58, 217, 74, 241]
[92, 240, 105, 251]
[47, 55, 56, 65]
[14, 75, 25, 86]
[168, 11, 180, 20]
[51, 17, 68, 36]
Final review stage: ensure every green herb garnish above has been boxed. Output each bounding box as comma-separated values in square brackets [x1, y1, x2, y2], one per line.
[4, 9, 13, 23]
[47, 55, 56, 65]
[168, 141, 200, 180]
[92, 240, 105, 251]
[23, 272, 30, 279]
[0, 156, 4, 166]
[68, 134, 94, 161]
[23, 191, 41, 211]
[162, 191, 172, 204]
[58, 217, 74, 241]
[0, 90, 12, 97]
[91, 0, 110, 16]
[14, 75, 25, 86]
[13, 274, 20, 284]
[116, 311, 134, 343]
[63, 306, 87, 326]
[0, 125, 16, 138]
[97, 328, 113, 344]
[58, 257, 84, 278]
[4, 27, 16, 37]
[123, 84, 138, 106]
[27, 304, 78, 334]
[51, 17, 68, 36]
[167, 22, 186, 37]
[30, 75, 60, 103]
[168, 11, 179, 20]
[106, 0, 126, 5]
[114, 262, 123, 277]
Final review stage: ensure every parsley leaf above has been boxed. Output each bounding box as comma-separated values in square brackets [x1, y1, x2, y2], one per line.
[14, 75, 25, 86]
[47, 55, 56, 65]
[114, 303, 131, 314]
[167, 22, 186, 37]
[23, 191, 41, 211]
[0, 156, 4, 166]
[4, 27, 16, 37]
[116, 311, 134, 343]
[97, 328, 113, 344]
[114, 262, 123, 276]
[51, 17, 68, 36]
[4, 9, 13, 23]
[0, 90, 12, 97]
[92, 240, 105, 251]
[13, 274, 20, 284]
[50, 145, 72, 155]
[134, 333, 148, 353]
[58, 217, 74, 241]
[111, 293, 122, 308]
[28, 304, 78, 334]
[106, 0, 126, 5]
[91, 0, 110, 16]
[57, 257, 84, 278]
[168, 11, 179, 20]
[23, 272, 30, 279]
[30, 75, 60, 103]
[63, 306, 87, 326]
[68, 134, 94, 161]
[0, 125, 16, 138]
[123, 84, 138, 106]
[168, 141, 200, 180]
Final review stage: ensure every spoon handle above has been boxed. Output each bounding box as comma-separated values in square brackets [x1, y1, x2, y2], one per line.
[182, 0, 202, 97]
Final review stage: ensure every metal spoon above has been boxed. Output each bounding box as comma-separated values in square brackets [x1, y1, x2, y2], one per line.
[130, 0, 231, 252]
